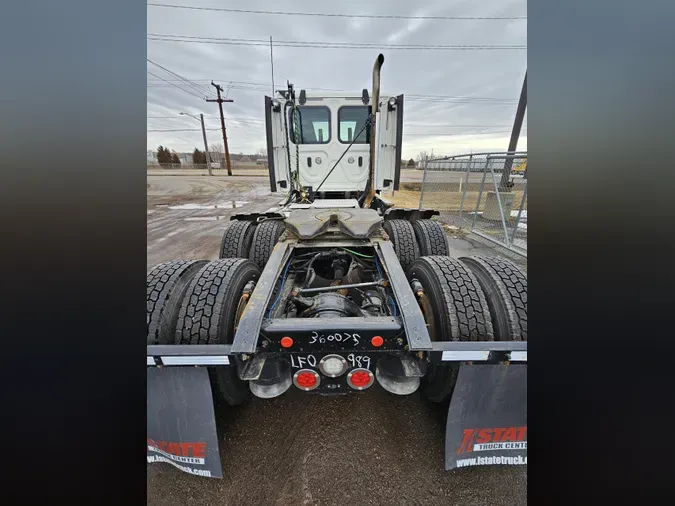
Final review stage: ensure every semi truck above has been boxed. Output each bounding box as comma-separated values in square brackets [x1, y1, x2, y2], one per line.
[146, 54, 527, 478]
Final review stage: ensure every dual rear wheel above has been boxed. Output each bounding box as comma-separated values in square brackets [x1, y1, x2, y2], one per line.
[408, 254, 527, 403]
[219, 219, 285, 269]
[385, 218, 527, 400]
[384, 218, 449, 271]
[149, 216, 527, 405]
[146, 258, 259, 406]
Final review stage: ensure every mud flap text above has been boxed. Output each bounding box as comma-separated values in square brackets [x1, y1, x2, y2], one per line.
[445, 364, 527, 471]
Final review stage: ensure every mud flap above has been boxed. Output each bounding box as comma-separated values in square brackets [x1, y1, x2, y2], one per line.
[445, 364, 527, 471]
[147, 367, 223, 478]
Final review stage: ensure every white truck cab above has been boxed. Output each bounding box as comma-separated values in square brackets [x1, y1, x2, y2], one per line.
[264, 89, 404, 198]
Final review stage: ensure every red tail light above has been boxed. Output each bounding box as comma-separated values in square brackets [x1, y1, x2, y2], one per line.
[293, 369, 320, 391]
[371, 335, 384, 347]
[347, 368, 375, 390]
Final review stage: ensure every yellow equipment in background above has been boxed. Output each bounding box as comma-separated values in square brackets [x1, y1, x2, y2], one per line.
[512, 160, 527, 174]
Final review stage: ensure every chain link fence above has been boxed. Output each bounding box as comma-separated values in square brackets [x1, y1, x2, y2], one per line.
[419, 152, 527, 255]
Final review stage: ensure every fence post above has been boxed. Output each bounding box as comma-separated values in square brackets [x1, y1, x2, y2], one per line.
[418, 155, 430, 210]
[510, 181, 527, 247]
[472, 159, 490, 229]
[459, 154, 473, 220]
[488, 157, 510, 244]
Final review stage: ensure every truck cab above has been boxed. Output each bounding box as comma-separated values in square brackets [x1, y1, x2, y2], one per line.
[264, 90, 404, 198]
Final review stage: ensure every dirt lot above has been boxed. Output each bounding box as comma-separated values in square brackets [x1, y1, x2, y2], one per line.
[147, 175, 527, 506]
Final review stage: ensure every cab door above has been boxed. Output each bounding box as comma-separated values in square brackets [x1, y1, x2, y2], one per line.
[290, 99, 371, 194]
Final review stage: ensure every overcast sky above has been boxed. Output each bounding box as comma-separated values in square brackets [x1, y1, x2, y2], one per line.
[147, 0, 527, 160]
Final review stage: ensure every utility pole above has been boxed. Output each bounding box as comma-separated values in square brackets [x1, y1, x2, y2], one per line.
[179, 112, 212, 176]
[206, 82, 234, 176]
[200, 114, 212, 176]
[500, 71, 527, 191]
[270, 36, 275, 96]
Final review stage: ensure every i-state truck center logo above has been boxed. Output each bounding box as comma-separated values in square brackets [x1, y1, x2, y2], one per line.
[147, 438, 207, 465]
[457, 426, 527, 454]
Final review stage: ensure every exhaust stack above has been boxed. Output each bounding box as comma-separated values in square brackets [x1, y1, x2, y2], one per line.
[363, 53, 384, 209]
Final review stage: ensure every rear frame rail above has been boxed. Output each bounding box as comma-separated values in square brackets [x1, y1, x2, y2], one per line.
[231, 240, 293, 354]
[374, 238, 433, 351]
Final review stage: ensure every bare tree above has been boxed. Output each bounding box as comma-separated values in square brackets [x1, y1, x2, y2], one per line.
[257, 147, 267, 158]
[415, 149, 434, 167]
[415, 151, 429, 164]
[210, 142, 224, 164]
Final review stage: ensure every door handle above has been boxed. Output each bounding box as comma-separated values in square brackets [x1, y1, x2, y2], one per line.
[358, 156, 363, 167]
[307, 157, 312, 167]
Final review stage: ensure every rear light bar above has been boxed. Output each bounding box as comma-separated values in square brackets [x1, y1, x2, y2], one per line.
[146, 343, 527, 367]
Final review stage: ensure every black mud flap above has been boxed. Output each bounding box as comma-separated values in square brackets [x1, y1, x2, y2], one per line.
[445, 364, 527, 471]
[147, 367, 223, 478]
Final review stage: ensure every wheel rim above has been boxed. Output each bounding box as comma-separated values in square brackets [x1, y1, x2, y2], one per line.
[414, 282, 442, 384]
[233, 281, 256, 333]
[416, 288, 437, 342]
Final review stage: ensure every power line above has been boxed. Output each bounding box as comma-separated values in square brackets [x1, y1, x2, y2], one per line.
[147, 59, 212, 97]
[406, 124, 524, 128]
[147, 115, 214, 119]
[147, 3, 526, 20]
[146, 71, 205, 100]
[147, 59, 213, 97]
[147, 115, 264, 125]
[147, 78, 518, 101]
[148, 128, 220, 132]
[405, 130, 527, 136]
[148, 34, 525, 50]
[148, 33, 524, 49]
[148, 81, 516, 101]
[148, 81, 517, 103]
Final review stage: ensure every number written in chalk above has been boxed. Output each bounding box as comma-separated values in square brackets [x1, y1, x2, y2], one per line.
[347, 354, 371, 370]
[309, 331, 361, 346]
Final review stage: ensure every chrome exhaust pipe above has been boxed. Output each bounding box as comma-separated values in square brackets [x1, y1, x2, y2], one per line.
[363, 53, 384, 209]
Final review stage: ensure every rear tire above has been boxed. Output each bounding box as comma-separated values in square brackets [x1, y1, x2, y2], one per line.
[249, 220, 285, 269]
[219, 220, 255, 259]
[383, 219, 420, 272]
[413, 219, 449, 256]
[146, 260, 208, 345]
[459, 256, 527, 341]
[175, 258, 261, 406]
[407, 256, 493, 403]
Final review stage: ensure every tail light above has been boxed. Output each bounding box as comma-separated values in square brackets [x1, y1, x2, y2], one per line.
[293, 369, 320, 391]
[347, 368, 375, 390]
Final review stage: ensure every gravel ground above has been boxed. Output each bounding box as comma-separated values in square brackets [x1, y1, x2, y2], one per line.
[146, 175, 527, 506]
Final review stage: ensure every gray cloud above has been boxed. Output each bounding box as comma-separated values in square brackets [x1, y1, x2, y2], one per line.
[147, 0, 527, 159]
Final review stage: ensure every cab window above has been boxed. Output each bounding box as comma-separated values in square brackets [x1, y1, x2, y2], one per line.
[338, 106, 370, 144]
[288, 106, 331, 144]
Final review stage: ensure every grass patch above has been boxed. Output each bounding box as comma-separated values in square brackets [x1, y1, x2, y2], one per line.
[388, 188, 527, 213]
